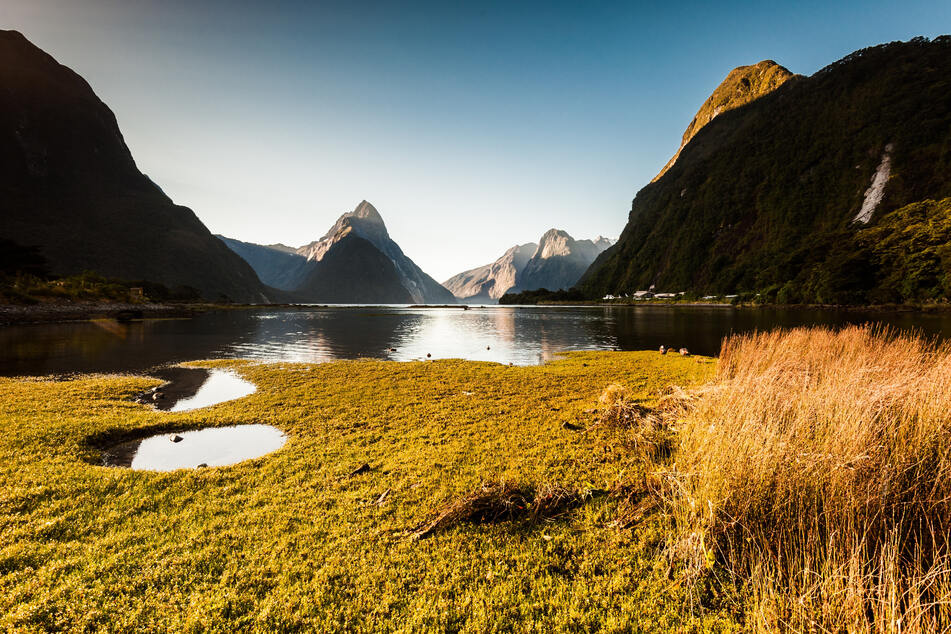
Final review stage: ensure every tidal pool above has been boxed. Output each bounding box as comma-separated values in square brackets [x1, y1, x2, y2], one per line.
[102, 424, 287, 471]
[165, 369, 256, 412]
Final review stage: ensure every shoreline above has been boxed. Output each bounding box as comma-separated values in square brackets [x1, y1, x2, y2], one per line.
[2, 298, 950, 327]
[0, 301, 308, 326]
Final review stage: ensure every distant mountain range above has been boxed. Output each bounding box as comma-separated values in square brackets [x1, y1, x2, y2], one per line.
[579, 36, 951, 305]
[219, 201, 456, 304]
[0, 30, 270, 302]
[444, 230, 612, 303]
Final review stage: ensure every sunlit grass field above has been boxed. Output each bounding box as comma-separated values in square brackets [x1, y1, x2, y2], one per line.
[0, 352, 736, 632]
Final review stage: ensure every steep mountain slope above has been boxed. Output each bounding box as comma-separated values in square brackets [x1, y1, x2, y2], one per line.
[0, 30, 268, 302]
[296, 201, 454, 304]
[442, 243, 536, 302]
[516, 231, 613, 293]
[652, 60, 794, 182]
[216, 236, 315, 291]
[581, 37, 951, 304]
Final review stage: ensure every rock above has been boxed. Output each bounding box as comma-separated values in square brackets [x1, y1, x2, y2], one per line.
[486, 345, 491, 350]
[389, 348, 397, 352]
[426, 353, 431, 358]
[197, 463, 208, 468]
[679, 348, 690, 356]
[170, 435, 183, 443]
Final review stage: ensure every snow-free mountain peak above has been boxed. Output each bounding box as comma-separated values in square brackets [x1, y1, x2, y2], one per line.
[443, 230, 613, 302]
[222, 201, 454, 304]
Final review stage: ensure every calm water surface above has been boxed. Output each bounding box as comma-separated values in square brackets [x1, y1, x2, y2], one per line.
[103, 424, 287, 471]
[166, 370, 257, 412]
[4, 305, 951, 376]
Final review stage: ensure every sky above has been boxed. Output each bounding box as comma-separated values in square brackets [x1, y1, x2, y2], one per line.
[2, 1, 950, 281]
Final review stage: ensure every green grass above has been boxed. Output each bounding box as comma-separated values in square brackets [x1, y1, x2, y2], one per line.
[0, 352, 736, 632]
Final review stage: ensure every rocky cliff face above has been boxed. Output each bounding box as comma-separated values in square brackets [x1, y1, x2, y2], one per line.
[652, 60, 794, 182]
[442, 243, 537, 302]
[581, 37, 951, 304]
[0, 30, 269, 302]
[444, 231, 613, 302]
[516, 230, 613, 293]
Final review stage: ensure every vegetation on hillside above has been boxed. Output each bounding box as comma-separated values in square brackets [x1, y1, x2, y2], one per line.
[581, 37, 951, 305]
[0, 241, 204, 304]
[652, 60, 794, 182]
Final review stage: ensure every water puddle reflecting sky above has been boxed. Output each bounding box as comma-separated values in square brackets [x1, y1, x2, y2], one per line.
[166, 370, 256, 412]
[103, 424, 287, 471]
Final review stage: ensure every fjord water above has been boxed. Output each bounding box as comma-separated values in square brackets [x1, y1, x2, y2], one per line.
[4, 305, 951, 376]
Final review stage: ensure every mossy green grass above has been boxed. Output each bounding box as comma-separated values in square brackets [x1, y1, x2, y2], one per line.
[0, 352, 734, 632]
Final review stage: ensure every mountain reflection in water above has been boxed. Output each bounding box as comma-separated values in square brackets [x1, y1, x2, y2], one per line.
[3, 305, 951, 376]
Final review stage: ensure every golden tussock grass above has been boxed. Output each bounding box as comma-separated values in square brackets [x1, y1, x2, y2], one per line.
[664, 325, 951, 631]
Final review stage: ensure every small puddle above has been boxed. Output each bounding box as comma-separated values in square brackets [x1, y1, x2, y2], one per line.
[101, 424, 287, 471]
[136, 367, 256, 411]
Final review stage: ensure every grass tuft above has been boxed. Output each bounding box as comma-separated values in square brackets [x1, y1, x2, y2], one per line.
[666, 325, 951, 631]
[409, 481, 591, 540]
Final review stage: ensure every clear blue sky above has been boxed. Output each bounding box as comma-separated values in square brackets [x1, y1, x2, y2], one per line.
[2, 1, 949, 280]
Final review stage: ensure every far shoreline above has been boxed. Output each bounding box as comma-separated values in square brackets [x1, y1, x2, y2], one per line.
[2, 299, 950, 327]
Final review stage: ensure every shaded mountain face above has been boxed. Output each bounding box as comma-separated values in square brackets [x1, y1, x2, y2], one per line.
[216, 236, 315, 291]
[652, 60, 794, 182]
[581, 37, 951, 305]
[294, 232, 414, 304]
[295, 201, 455, 304]
[444, 231, 613, 302]
[0, 30, 268, 302]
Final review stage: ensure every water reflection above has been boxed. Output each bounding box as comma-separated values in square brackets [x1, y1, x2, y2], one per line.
[3, 305, 951, 376]
[102, 424, 287, 471]
[166, 370, 256, 412]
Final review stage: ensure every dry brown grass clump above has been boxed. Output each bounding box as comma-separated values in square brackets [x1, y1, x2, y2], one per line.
[594, 382, 699, 460]
[410, 481, 590, 540]
[667, 325, 951, 631]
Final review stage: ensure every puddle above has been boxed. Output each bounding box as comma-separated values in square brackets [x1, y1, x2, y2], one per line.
[136, 367, 256, 411]
[101, 424, 287, 471]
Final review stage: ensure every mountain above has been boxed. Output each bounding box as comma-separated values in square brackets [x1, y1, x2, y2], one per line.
[220, 201, 454, 304]
[442, 243, 536, 302]
[517, 230, 613, 293]
[652, 60, 794, 182]
[215, 236, 315, 291]
[444, 231, 612, 302]
[0, 30, 269, 302]
[294, 231, 415, 303]
[580, 36, 951, 304]
[294, 201, 454, 304]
